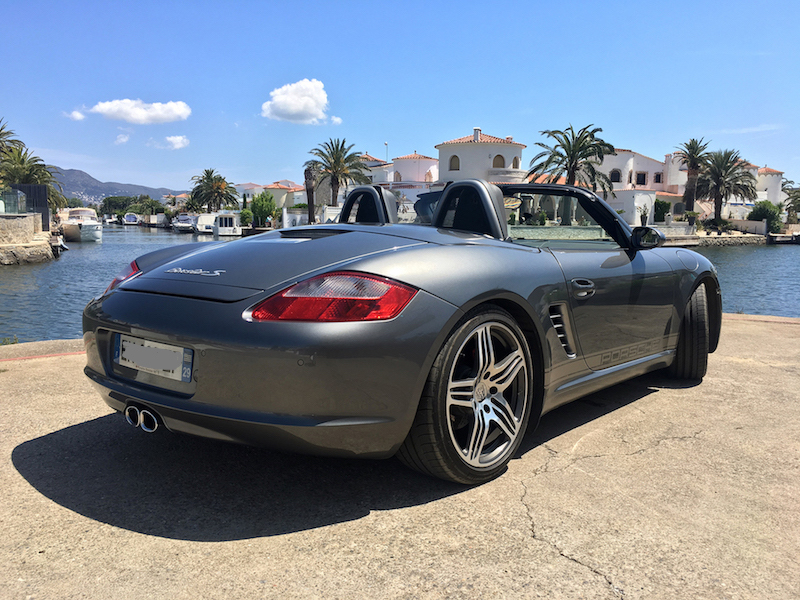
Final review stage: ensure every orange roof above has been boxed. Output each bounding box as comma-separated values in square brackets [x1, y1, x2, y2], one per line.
[236, 182, 261, 189]
[655, 191, 683, 198]
[360, 153, 385, 163]
[437, 131, 526, 148]
[758, 167, 783, 174]
[393, 152, 437, 161]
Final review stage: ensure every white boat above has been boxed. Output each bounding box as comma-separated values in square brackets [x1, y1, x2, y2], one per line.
[194, 213, 216, 235]
[104, 215, 117, 225]
[213, 213, 242, 236]
[172, 213, 197, 233]
[62, 208, 103, 243]
[122, 213, 140, 225]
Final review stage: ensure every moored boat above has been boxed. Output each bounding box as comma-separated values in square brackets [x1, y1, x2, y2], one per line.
[194, 213, 216, 235]
[172, 213, 197, 233]
[62, 208, 103, 243]
[122, 213, 140, 226]
[213, 212, 242, 236]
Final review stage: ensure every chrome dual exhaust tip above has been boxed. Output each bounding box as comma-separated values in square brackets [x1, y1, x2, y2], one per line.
[124, 405, 159, 433]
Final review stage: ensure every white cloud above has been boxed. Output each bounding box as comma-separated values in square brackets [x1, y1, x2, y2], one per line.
[261, 78, 329, 124]
[165, 135, 189, 150]
[716, 124, 782, 135]
[90, 99, 192, 124]
[331, 116, 343, 125]
[115, 134, 130, 145]
[65, 110, 85, 121]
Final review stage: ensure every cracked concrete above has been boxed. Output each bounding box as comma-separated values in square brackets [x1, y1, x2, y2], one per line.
[1, 314, 799, 599]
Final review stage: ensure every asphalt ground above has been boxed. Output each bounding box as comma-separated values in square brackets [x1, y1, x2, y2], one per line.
[1, 314, 798, 599]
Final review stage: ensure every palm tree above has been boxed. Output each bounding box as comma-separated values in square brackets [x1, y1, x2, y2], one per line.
[0, 118, 24, 156]
[526, 124, 615, 197]
[674, 138, 710, 212]
[189, 168, 239, 212]
[781, 178, 799, 224]
[695, 149, 757, 222]
[304, 138, 370, 206]
[0, 146, 67, 209]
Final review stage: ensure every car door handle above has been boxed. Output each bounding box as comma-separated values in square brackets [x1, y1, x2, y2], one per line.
[571, 278, 596, 299]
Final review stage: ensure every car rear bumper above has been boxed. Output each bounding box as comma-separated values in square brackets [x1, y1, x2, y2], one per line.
[82, 289, 460, 457]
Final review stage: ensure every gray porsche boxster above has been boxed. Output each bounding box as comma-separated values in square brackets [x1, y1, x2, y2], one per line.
[83, 179, 721, 484]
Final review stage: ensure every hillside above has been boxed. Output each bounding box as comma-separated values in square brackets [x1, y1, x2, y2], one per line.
[54, 168, 188, 204]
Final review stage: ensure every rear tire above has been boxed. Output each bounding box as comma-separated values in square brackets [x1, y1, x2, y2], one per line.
[397, 307, 533, 484]
[669, 285, 709, 380]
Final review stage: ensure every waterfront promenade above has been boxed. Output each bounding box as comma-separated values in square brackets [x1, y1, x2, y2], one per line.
[1, 314, 798, 599]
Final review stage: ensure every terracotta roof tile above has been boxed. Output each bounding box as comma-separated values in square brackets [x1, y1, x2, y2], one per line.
[360, 153, 385, 163]
[758, 167, 783, 174]
[393, 152, 437, 161]
[437, 132, 526, 148]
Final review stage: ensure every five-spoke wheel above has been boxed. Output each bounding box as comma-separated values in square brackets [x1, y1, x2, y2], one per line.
[398, 307, 533, 484]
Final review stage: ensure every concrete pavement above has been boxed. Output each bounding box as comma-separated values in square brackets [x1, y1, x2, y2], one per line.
[1, 314, 798, 599]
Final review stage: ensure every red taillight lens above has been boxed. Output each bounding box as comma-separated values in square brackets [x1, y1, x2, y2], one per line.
[248, 272, 418, 322]
[105, 260, 140, 294]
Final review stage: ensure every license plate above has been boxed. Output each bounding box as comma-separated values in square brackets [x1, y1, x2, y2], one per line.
[114, 334, 193, 383]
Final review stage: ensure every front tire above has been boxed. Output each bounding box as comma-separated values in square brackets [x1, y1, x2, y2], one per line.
[398, 307, 533, 484]
[669, 284, 709, 380]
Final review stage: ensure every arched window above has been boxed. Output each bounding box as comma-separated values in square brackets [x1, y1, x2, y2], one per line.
[493, 155, 505, 168]
[449, 155, 460, 171]
[610, 169, 621, 183]
[424, 169, 433, 182]
[512, 156, 520, 169]
[394, 171, 402, 182]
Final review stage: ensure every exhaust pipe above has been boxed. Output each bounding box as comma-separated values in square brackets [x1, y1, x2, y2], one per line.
[124, 405, 140, 427]
[124, 405, 159, 433]
[140, 409, 159, 433]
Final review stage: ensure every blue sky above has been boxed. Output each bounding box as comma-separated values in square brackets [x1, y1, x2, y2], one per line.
[3, 0, 799, 191]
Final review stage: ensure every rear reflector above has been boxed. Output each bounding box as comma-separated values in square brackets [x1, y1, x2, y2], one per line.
[246, 271, 417, 322]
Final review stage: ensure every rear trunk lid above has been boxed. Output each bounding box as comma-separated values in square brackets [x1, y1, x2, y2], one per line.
[119, 228, 428, 302]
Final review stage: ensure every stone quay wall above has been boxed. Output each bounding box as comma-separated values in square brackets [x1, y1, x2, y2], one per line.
[0, 214, 53, 265]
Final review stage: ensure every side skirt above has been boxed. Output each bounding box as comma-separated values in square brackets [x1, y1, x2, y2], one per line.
[542, 350, 674, 415]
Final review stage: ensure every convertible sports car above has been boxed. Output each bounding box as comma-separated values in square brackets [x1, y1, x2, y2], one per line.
[83, 180, 721, 484]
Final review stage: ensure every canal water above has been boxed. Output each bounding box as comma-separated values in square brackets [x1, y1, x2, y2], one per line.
[1, 228, 799, 342]
[0, 226, 226, 343]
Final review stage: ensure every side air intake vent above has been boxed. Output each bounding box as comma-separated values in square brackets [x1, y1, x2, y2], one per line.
[549, 305, 576, 358]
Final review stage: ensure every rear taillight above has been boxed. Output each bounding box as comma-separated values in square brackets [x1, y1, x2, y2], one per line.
[246, 271, 417, 322]
[105, 260, 140, 294]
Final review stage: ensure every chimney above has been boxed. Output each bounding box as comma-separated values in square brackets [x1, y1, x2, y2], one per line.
[506, 136, 513, 142]
[473, 127, 481, 142]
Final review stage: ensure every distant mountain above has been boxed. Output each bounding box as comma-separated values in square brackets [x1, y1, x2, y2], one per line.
[54, 168, 188, 204]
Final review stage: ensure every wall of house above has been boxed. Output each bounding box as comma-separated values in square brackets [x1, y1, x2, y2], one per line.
[757, 172, 783, 204]
[394, 158, 438, 183]
[603, 152, 667, 191]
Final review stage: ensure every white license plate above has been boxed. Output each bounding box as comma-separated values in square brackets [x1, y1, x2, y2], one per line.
[114, 334, 193, 383]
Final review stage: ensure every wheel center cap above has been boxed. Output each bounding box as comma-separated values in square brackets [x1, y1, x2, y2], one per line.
[475, 382, 489, 401]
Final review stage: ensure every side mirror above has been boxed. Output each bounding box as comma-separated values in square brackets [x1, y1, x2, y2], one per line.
[630, 226, 665, 249]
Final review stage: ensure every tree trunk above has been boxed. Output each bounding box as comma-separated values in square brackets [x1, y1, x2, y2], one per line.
[683, 171, 698, 212]
[714, 193, 723, 222]
[304, 167, 315, 225]
[331, 179, 339, 208]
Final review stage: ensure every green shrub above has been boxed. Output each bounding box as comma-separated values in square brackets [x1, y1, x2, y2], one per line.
[747, 200, 782, 234]
[240, 208, 253, 227]
[653, 199, 671, 222]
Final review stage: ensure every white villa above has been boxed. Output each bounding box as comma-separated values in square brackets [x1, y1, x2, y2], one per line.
[234, 181, 304, 210]
[239, 126, 787, 227]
